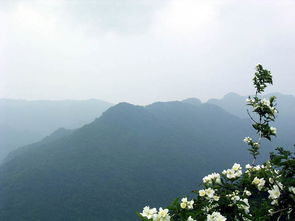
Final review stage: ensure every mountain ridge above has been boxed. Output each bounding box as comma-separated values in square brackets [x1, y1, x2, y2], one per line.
[0, 94, 294, 220]
[0, 100, 254, 221]
[0, 99, 113, 162]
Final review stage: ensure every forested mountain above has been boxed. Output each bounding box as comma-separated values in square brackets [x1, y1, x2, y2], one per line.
[1, 99, 293, 221]
[0, 99, 112, 162]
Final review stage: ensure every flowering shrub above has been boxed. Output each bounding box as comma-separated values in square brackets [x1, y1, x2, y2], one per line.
[138, 65, 295, 221]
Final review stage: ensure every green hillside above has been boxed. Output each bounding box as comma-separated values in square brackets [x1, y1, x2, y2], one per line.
[0, 100, 293, 220]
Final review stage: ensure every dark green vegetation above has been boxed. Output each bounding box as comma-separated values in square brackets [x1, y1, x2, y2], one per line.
[0, 95, 294, 220]
[0, 99, 112, 162]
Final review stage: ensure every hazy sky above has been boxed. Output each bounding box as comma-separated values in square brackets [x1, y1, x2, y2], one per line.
[1, 0, 294, 105]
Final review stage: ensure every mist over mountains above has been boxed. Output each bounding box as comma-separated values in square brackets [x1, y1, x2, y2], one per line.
[0, 99, 112, 162]
[0, 93, 294, 220]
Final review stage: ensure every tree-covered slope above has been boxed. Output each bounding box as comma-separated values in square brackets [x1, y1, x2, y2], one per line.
[0, 99, 112, 162]
[0, 101, 290, 220]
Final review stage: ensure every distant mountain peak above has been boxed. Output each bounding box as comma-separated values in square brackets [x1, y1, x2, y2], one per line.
[102, 102, 142, 114]
[182, 98, 202, 106]
[223, 92, 242, 98]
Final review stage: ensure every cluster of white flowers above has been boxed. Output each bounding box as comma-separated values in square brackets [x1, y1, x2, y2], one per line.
[226, 190, 240, 203]
[252, 177, 266, 190]
[243, 137, 252, 144]
[261, 98, 278, 115]
[243, 137, 260, 148]
[245, 164, 265, 174]
[139, 69, 295, 221]
[140, 207, 170, 221]
[180, 197, 194, 210]
[199, 188, 220, 201]
[222, 163, 242, 179]
[226, 190, 250, 214]
[246, 98, 255, 104]
[247, 96, 277, 116]
[203, 173, 221, 185]
[206, 211, 227, 221]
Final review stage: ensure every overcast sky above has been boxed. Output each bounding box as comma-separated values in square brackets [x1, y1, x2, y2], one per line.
[1, 0, 294, 105]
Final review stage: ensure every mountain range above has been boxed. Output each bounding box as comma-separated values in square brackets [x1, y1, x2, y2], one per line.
[0, 93, 294, 220]
[0, 99, 112, 162]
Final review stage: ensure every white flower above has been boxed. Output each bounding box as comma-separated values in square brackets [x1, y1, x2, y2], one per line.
[180, 198, 187, 209]
[231, 195, 240, 202]
[206, 211, 227, 221]
[222, 166, 242, 179]
[222, 169, 235, 179]
[180, 197, 194, 209]
[252, 177, 265, 190]
[187, 200, 194, 209]
[253, 165, 261, 170]
[270, 127, 277, 135]
[203, 173, 221, 184]
[199, 189, 206, 197]
[235, 170, 242, 177]
[232, 163, 241, 171]
[243, 137, 252, 144]
[140, 206, 157, 219]
[245, 164, 252, 169]
[243, 189, 251, 196]
[238, 198, 250, 214]
[246, 98, 255, 104]
[289, 186, 295, 194]
[268, 185, 281, 200]
[187, 216, 196, 221]
[205, 188, 215, 198]
[213, 195, 220, 201]
[153, 208, 170, 221]
[261, 98, 270, 106]
[269, 178, 274, 184]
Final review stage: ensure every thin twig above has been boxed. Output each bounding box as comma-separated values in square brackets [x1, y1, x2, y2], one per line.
[247, 109, 258, 124]
[269, 207, 290, 216]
